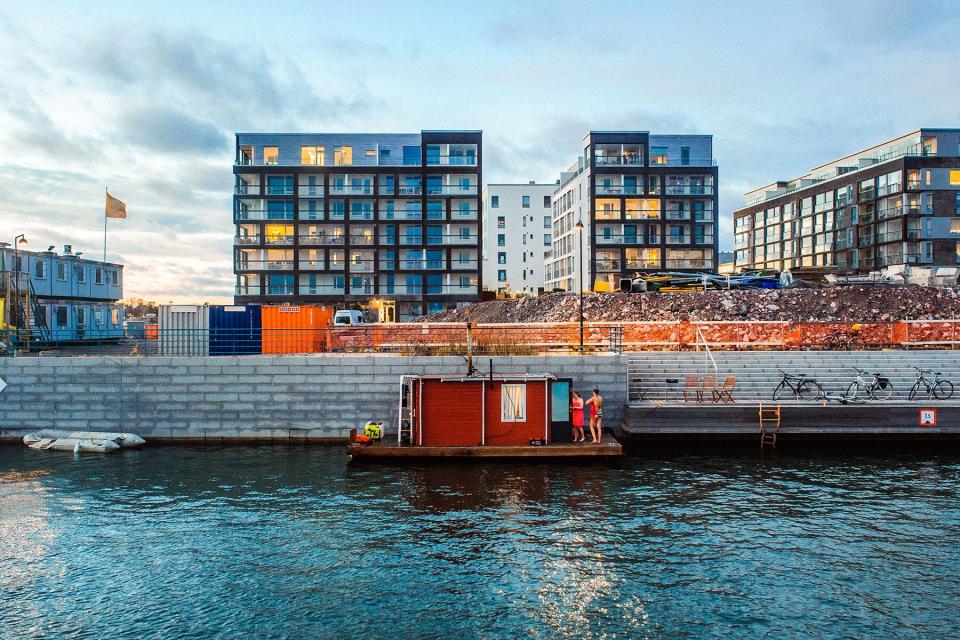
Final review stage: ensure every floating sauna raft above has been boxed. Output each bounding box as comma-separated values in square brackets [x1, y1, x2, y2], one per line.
[349, 432, 622, 459]
[349, 372, 623, 461]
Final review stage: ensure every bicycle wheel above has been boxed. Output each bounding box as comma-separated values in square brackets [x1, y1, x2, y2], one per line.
[798, 380, 823, 400]
[823, 336, 839, 351]
[933, 380, 954, 400]
[908, 381, 922, 401]
[870, 381, 893, 401]
[773, 382, 787, 401]
[845, 382, 859, 400]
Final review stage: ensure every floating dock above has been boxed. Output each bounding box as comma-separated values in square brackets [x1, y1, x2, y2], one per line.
[348, 432, 622, 459]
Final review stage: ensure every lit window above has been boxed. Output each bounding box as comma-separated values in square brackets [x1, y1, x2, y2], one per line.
[334, 146, 353, 166]
[950, 218, 960, 234]
[365, 149, 376, 157]
[264, 146, 279, 165]
[301, 146, 324, 165]
[501, 384, 526, 422]
[651, 147, 668, 164]
[950, 170, 960, 186]
[497, 216, 505, 228]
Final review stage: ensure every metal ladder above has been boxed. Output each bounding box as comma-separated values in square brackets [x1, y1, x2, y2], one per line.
[758, 403, 781, 448]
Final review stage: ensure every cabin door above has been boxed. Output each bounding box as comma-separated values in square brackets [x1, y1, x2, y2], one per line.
[549, 379, 573, 444]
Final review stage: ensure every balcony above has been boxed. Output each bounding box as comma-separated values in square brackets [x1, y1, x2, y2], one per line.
[877, 253, 921, 267]
[665, 210, 691, 221]
[298, 260, 324, 270]
[401, 259, 446, 270]
[398, 185, 422, 196]
[426, 155, 478, 166]
[451, 208, 479, 221]
[595, 259, 621, 271]
[858, 188, 875, 203]
[692, 236, 714, 245]
[665, 235, 692, 245]
[906, 179, 922, 190]
[906, 229, 923, 241]
[595, 155, 644, 166]
[426, 184, 478, 196]
[234, 236, 261, 246]
[450, 259, 480, 270]
[426, 233, 478, 246]
[380, 284, 423, 296]
[235, 285, 261, 296]
[876, 231, 903, 243]
[349, 234, 376, 246]
[665, 259, 713, 269]
[298, 185, 325, 198]
[625, 259, 660, 269]
[264, 235, 295, 246]
[595, 185, 640, 196]
[299, 234, 344, 246]
[234, 209, 293, 222]
[236, 260, 294, 271]
[348, 260, 375, 273]
[664, 185, 713, 196]
[427, 285, 479, 295]
[348, 210, 374, 221]
[234, 182, 260, 195]
[330, 184, 374, 196]
[300, 284, 345, 295]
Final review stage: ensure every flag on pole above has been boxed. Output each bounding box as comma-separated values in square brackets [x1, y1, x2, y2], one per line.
[105, 191, 127, 219]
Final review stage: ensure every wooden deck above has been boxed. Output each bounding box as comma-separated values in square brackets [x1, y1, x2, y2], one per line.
[348, 433, 623, 460]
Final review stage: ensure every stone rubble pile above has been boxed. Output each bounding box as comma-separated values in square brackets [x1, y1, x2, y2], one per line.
[423, 286, 960, 323]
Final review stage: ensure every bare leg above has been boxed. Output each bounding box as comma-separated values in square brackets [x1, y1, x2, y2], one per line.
[595, 417, 603, 443]
[590, 418, 599, 443]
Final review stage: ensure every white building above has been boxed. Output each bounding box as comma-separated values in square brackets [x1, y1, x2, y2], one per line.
[481, 183, 556, 295]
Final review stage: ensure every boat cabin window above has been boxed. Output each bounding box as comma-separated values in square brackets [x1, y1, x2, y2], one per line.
[501, 384, 527, 422]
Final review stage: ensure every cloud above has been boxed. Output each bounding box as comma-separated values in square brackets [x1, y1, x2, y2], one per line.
[116, 105, 228, 154]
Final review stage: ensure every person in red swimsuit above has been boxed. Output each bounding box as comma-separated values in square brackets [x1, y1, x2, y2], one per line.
[570, 391, 585, 442]
[584, 387, 604, 444]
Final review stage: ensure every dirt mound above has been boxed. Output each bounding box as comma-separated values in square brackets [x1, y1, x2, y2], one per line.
[423, 287, 960, 323]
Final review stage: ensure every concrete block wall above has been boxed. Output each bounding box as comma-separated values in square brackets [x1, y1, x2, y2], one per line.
[0, 354, 627, 442]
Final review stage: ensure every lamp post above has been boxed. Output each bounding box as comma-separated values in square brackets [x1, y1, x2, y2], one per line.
[575, 220, 584, 351]
[12, 235, 27, 347]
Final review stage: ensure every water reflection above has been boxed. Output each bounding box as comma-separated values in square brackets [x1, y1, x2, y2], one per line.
[0, 446, 957, 639]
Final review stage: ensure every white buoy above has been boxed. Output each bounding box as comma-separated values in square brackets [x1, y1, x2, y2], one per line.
[74, 440, 81, 454]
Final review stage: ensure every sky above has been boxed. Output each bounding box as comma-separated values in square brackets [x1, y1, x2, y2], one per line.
[1, 0, 958, 303]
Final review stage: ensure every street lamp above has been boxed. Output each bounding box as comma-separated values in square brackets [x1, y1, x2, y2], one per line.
[575, 220, 584, 351]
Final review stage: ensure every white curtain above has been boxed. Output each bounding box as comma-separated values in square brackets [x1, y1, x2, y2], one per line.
[501, 385, 526, 422]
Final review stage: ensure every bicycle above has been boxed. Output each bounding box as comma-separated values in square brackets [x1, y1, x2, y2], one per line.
[822, 330, 862, 351]
[908, 367, 954, 400]
[845, 367, 893, 401]
[772, 368, 824, 400]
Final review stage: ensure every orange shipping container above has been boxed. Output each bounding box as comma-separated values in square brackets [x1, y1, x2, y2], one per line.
[145, 323, 159, 340]
[261, 305, 333, 354]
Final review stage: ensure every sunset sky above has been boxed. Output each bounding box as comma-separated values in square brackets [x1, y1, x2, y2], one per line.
[1, 0, 957, 302]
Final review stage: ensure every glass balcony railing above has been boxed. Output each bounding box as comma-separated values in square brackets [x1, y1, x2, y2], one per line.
[427, 285, 479, 295]
[348, 211, 374, 221]
[381, 210, 423, 221]
[665, 235, 692, 245]
[906, 180, 922, 190]
[665, 210, 692, 220]
[235, 285, 261, 295]
[401, 260, 445, 270]
[426, 234, 478, 246]
[264, 235, 295, 246]
[300, 285, 345, 295]
[876, 231, 903, 243]
[398, 185, 422, 196]
[595, 185, 640, 196]
[595, 259, 621, 271]
[425, 185, 478, 196]
[330, 185, 374, 196]
[234, 236, 261, 246]
[348, 235, 375, 246]
[426, 155, 478, 166]
[664, 185, 713, 196]
[664, 259, 713, 269]
[594, 155, 644, 166]
[451, 209, 479, 220]
[234, 183, 260, 195]
[450, 260, 480, 270]
[298, 260, 324, 270]
[235, 260, 294, 271]
[625, 260, 660, 269]
[234, 210, 294, 222]
[298, 235, 344, 246]
[348, 260, 375, 273]
[298, 185, 325, 197]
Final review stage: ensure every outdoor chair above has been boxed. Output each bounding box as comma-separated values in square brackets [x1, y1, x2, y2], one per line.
[712, 375, 736, 403]
[681, 375, 701, 402]
[702, 375, 717, 402]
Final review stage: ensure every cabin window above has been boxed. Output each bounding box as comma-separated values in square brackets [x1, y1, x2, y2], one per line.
[501, 384, 527, 422]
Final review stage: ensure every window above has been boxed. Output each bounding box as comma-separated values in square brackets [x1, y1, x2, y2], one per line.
[501, 384, 526, 422]
[498, 270, 506, 282]
[402, 146, 420, 166]
[75, 265, 86, 283]
[379, 149, 391, 160]
[333, 146, 352, 166]
[301, 146, 324, 165]
[497, 234, 505, 247]
[950, 170, 960, 186]
[543, 216, 551, 229]
[268, 274, 293, 294]
[491, 195, 499, 208]
[680, 146, 690, 166]
[76, 308, 86, 325]
[498, 252, 506, 264]
[365, 149, 376, 157]
[543, 196, 551, 207]
[522, 195, 530, 208]
[56, 306, 67, 327]
[112, 270, 119, 285]
[34, 260, 45, 279]
[651, 147, 668, 164]
[497, 216, 505, 229]
[55, 261, 65, 280]
[35, 306, 46, 326]
[544, 234, 551, 246]
[95, 268, 103, 284]
[263, 146, 279, 165]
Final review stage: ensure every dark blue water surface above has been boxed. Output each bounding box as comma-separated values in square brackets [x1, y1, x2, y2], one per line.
[2, 446, 959, 639]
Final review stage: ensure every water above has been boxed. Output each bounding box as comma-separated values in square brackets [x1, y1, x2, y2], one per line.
[1, 446, 959, 639]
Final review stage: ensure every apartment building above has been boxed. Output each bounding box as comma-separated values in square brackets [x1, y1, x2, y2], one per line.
[0, 244, 124, 341]
[233, 131, 482, 321]
[733, 128, 960, 273]
[481, 182, 555, 295]
[544, 131, 718, 292]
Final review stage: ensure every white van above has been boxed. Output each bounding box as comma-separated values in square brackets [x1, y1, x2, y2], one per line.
[333, 310, 367, 326]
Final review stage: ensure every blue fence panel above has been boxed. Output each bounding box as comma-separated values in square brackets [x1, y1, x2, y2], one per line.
[209, 305, 262, 355]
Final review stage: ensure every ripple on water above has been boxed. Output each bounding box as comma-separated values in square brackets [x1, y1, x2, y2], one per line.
[0, 447, 959, 639]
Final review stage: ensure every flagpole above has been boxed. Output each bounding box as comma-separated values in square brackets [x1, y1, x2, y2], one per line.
[104, 186, 108, 263]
